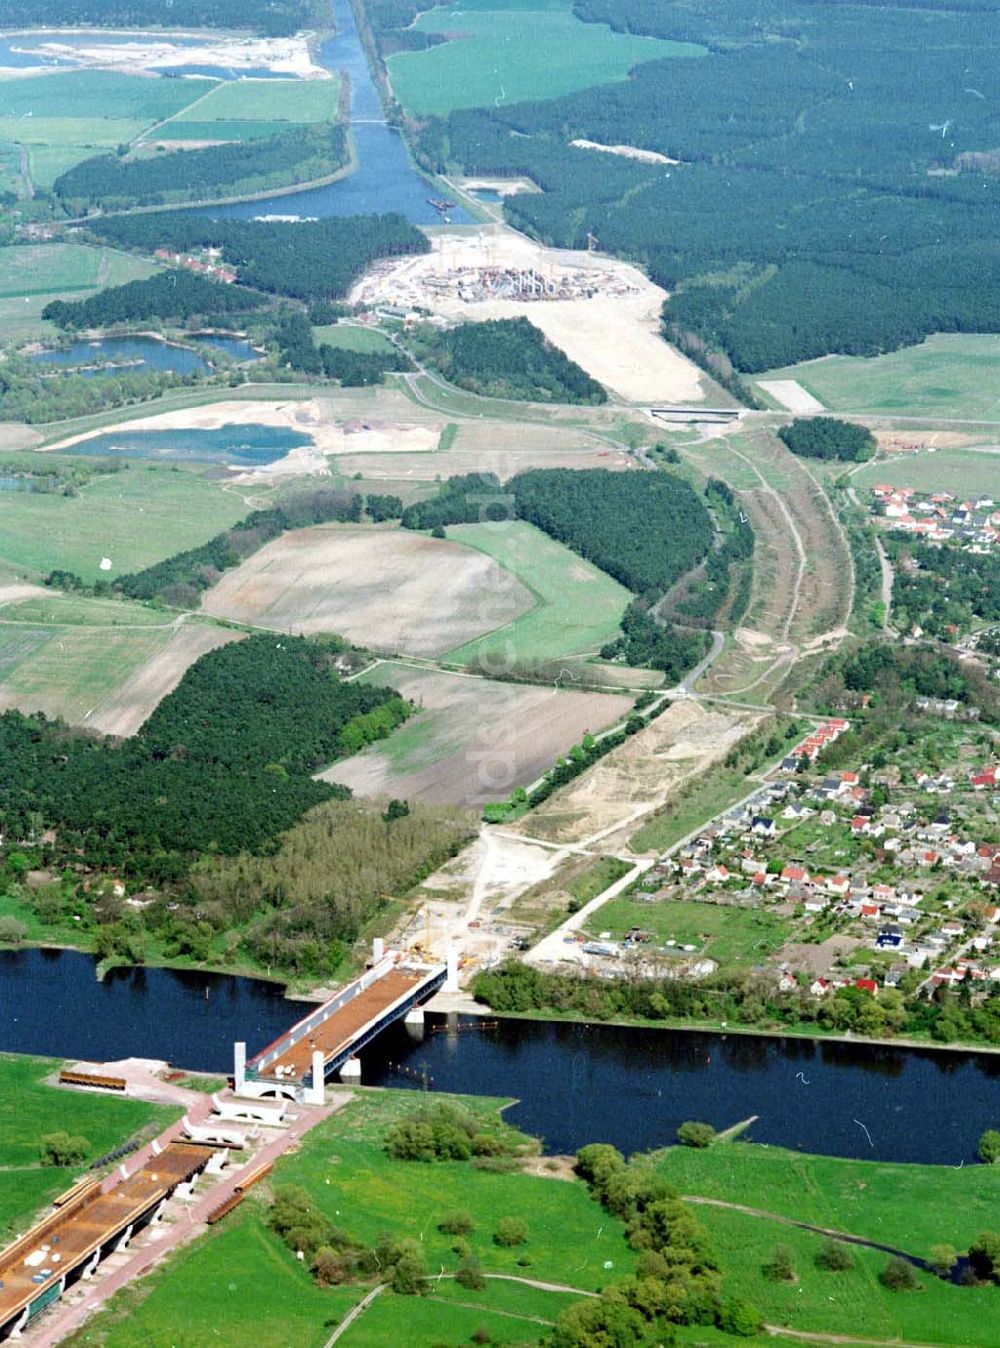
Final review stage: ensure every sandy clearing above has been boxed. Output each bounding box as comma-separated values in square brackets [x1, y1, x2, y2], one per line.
[570, 138, 679, 166]
[757, 379, 826, 414]
[13, 35, 328, 79]
[201, 524, 535, 657]
[0, 582, 50, 607]
[512, 698, 758, 848]
[86, 623, 242, 738]
[458, 177, 541, 197]
[323, 664, 631, 805]
[43, 397, 442, 464]
[351, 228, 706, 404]
[0, 424, 42, 451]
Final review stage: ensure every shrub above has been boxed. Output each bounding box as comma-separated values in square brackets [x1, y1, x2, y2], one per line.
[968, 1231, 1000, 1283]
[39, 1131, 89, 1167]
[816, 1239, 855, 1271]
[439, 1210, 475, 1236]
[879, 1257, 920, 1291]
[978, 1129, 1000, 1164]
[716, 1297, 763, 1336]
[456, 1252, 486, 1291]
[471, 1329, 492, 1345]
[575, 1143, 626, 1185]
[389, 1239, 428, 1295]
[928, 1244, 957, 1277]
[676, 1121, 716, 1149]
[763, 1244, 796, 1282]
[494, 1217, 529, 1247]
[0, 915, 27, 943]
[269, 1184, 335, 1262]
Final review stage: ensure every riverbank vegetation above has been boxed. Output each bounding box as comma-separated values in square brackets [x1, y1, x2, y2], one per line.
[412, 317, 607, 405]
[0, 355, 203, 425]
[409, 0, 1000, 372]
[54, 125, 349, 214]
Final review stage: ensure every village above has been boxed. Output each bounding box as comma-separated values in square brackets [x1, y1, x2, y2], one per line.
[869, 483, 999, 552]
[569, 716, 1000, 1005]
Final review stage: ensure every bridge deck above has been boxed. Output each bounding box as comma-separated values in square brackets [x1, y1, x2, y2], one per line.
[0, 1143, 212, 1330]
[263, 969, 423, 1081]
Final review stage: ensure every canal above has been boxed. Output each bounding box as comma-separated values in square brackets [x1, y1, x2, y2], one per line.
[2, 948, 997, 1165]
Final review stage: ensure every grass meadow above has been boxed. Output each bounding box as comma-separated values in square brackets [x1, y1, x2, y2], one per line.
[586, 896, 792, 963]
[388, 0, 705, 116]
[852, 446, 1000, 498]
[170, 77, 341, 124]
[760, 334, 1000, 421]
[0, 462, 245, 581]
[312, 322, 398, 354]
[0, 1054, 179, 1237]
[444, 519, 628, 665]
[0, 243, 158, 342]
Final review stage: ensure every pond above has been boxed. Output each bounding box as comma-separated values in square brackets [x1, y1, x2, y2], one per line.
[188, 333, 262, 363]
[30, 337, 211, 378]
[63, 423, 313, 466]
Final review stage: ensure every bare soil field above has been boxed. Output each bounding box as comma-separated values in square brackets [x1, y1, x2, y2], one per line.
[512, 698, 758, 849]
[756, 379, 826, 414]
[322, 661, 632, 806]
[351, 227, 707, 404]
[10, 35, 326, 79]
[200, 524, 535, 657]
[86, 622, 241, 738]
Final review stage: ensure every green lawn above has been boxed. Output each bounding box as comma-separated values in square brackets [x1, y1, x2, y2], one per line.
[0, 243, 158, 342]
[340, 1290, 550, 1346]
[567, 856, 631, 904]
[443, 520, 629, 666]
[170, 77, 341, 123]
[276, 1090, 633, 1293]
[657, 1142, 1000, 1259]
[696, 1204, 997, 1347]
[66, 1213, 363, 1348]
[759, 334, 1000, 421]
[852, 447, 1000, 499]
[586, 896, 792, 963]
[0, 463, 246, 582]
[388, 0, 705, 115]
[313, 322, 398, 354]
[0, 593, 170, 628]
[0, 1054, 179, 1238]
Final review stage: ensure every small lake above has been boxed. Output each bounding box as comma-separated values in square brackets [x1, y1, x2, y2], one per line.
[0, 474, 56, 493]
[31, 337, 211, 378]
[64, 423, 313, 465]
[189, 334, 262, 363]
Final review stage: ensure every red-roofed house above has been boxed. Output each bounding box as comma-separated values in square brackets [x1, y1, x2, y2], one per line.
[854, 978, 878, 996]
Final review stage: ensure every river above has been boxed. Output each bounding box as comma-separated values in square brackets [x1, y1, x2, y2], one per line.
[2, 949, 997, 1164]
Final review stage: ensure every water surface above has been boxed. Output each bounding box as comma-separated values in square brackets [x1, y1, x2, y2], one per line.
[64, 423, 312, 465]
[31, 337, 210, 378]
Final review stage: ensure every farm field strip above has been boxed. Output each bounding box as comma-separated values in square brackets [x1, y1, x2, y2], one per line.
[324, 660, 632, 806]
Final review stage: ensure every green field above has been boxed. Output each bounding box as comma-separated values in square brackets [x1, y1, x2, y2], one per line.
[338, 1289, 551, 1346]
[696, 1204, 996, 1347]
[760, 334, 1000, 421]
[0, 463, 246, 582]
[586, 896, 792, 963]
[0, 243, 159, 342]
[152, 119, 314, 142]
[852, 447, 1000, 498]
[0, 1054, 179, 1237]
[313, 322, 398, 353]
[170, 77, 341, 123]
[444, 519, 629, 665]
[388, 0, 706, 116]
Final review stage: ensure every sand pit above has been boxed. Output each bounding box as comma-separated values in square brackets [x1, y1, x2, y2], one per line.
[513, 698, 758, 848]
[757, 379, 826, 414]
[10, 35, 327, 79]
[0, 583, 50, 607]
[351, 228, 706, 404]
[86, 623, 241, 738]
[570, 139, 679, 166]
[324, 662, 631, 805]
[201, 525, 535, 657]
[44, 398, 442, 469]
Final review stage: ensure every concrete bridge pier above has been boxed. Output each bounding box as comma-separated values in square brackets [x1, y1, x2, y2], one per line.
[8, 1306, 28, 1338]
[340, 1056, 362, 1084]
[80, 1249, 100, 1281]
[234, 1041, 247, 1095]
[304, 1050, 326, 1105]
[404, 1006, 425, 1040]
[113, 1222, 134, 1254]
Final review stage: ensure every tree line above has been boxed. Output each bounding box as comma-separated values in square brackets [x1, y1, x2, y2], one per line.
[42, 270, 267, 329]
[778, 417, 876, 463]
[274, 311, 410, 385]
[54, 125, 348, 213]
[89, 212, 429, 301]
[0, 0, 325, 36]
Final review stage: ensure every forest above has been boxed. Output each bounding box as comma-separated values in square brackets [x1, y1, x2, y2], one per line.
[0, 358, 200, 425]
[54, 126, 348, 213]
[509, 468, 712, 597]
[90, 213, 428, 301]
[0, 635, 409, 887]
[408, 0, 1000, 371]
[777, 417, 876, 463]
[811, 642, 1000, 724]
[0, 0, 325, 35]
[599, 601, 709, 681]
[42, 270, 267, 329]
[274, 311, 410, 384]
[883, 539, 1000, 637]
[412, 317, 606, 404]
